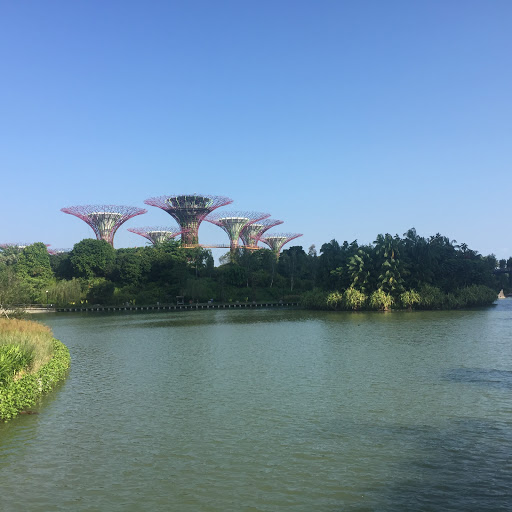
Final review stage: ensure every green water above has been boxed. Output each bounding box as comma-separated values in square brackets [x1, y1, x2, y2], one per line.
[1, 302, 511, 511]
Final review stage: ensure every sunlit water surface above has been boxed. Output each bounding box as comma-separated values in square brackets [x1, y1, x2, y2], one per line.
[1, 302, 512, 511]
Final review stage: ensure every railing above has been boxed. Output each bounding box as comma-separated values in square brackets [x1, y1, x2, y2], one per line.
[56, 301, 300, 313]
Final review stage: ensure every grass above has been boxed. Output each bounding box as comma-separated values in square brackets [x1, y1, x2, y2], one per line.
[0, 318, 55, 377]
[0, 319, 70, 421]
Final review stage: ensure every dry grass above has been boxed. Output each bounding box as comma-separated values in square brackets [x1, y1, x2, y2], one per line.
[0, 319, 55, 373]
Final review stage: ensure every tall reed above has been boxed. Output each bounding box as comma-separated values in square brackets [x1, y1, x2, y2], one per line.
[0, 319, 54, 375]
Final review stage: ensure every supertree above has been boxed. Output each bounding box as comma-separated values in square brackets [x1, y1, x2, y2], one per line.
[127, 226, 188, 245]
[60, 205, 147, 246]
[205, 211, 270, 251]
[143, 194, 233, 246]
[259, 233, 303, 259]
[240, 218, 284, 249]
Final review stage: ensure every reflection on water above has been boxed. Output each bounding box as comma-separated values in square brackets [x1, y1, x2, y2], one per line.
[1, 301, 511, 511]
[445, 368, 512, 390]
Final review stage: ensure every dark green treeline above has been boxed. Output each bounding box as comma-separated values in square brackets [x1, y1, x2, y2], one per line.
[0, 228, 508, 310]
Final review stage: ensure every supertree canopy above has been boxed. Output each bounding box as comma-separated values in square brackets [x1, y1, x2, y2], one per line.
[143, 194, 233, 246]
[259, 233, 303, 259]
[205, 211, 270, 250]
[127, 226, 188, 245]
[61, 205, 147, 246]
[240, 218, 284, 249]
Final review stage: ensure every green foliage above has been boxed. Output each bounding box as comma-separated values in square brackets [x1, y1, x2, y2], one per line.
[217, 263, 247, 287]
[374, 234, 405, 296]
[183, 278, 216, 303]
[453, 285, 497, 308]
[0, 339, 70, 421]
[0, 345, 33, 385]
[347, 246, 375, 293]
[0, 227, 502, 311]
[49, 252, 73, 279]
[326, 291, 343, 310]
[301, 289, 328, 310]
[0, 267, 33, 305]
[86, 278, 115, 304]
[47, 278, 83, 306]
[369, 289, 394, 311]
[343, 287, 367, 310]
[15, 243, 53, 282]
[69, 239, 116, 278]
[0, 318, 54, 371]
[111, 248, 151, 286]
[418, 284, 446, 309]
[400, 290, 421, 309]
[320, 240, 359, 289]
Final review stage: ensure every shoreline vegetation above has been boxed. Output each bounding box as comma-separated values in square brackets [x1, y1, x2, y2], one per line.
[0, 319, 70, 421]
[0, 228, 508, 312]
[302, 284, 498, 311]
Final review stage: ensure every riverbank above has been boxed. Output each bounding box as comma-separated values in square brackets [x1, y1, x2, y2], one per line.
[0, 319, 70, 420]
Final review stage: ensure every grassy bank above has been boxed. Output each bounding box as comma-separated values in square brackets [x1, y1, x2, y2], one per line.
[0, 318, 70, 421]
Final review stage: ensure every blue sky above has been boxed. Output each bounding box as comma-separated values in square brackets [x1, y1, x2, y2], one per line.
[1, 1, 511, 260]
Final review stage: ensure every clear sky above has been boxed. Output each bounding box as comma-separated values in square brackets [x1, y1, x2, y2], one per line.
[1, 1, 511, 260]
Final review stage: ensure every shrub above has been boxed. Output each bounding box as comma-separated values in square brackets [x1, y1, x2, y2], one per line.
[301, 289, 328, 310]
[418, 284, 446, 309]
[0, 339, 70, 420]
[326, 291, 343, 310]
[369, 289, 394, 311]
[456, 285, 497, 308]
[400, 290, 421, 310]
[343, 287, 367, 310]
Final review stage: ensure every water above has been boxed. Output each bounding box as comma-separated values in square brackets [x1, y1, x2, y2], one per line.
[1, 302, 512, 511]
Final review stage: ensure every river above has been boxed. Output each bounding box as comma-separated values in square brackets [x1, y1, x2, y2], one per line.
[1, 301, 511, 511]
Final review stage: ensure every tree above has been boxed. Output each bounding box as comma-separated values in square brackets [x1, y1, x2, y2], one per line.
[319, 239, 358, 289]
[279, 246, 310, 291]
[69, 239, 116, 279]
[15, 243, 53, 282]
[347, 246, 374, 293]
[373, 234, 405, 296]
[111, 248, 151, 287]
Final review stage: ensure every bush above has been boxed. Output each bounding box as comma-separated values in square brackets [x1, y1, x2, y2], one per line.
[418, 284, 446, 309]
[400, 290, 421, 310]
[0, 339, 70, 420]
[455, 285, 497, 308]
[301, 289, 328, 310]
[369, 289, 394, 311]
[326, 291, 343, 310]
[343, 287, 367, 310]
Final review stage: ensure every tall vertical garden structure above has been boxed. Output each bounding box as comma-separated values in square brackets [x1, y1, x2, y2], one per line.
[260, 233, 303, 259]
[143, 194, 233, 246]
[127, 226, 188, 245]
[205, 211, 270, 252]
[61, 205, 147, 247]
[240, 218, 284, 250]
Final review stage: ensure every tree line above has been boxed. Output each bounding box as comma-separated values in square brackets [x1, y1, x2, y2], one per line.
[0, 228, 508, 310]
